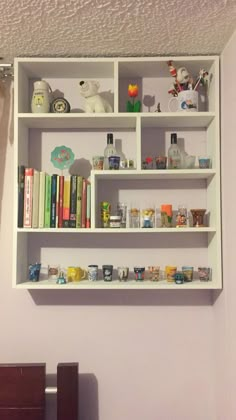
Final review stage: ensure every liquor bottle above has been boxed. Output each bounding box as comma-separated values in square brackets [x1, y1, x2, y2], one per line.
[168, 132, 181, 169]
[104, 133, 117, 169]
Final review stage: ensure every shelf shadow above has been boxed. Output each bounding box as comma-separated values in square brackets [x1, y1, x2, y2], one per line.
[29, 288, 217, 306]
[46, 373, 99, 420]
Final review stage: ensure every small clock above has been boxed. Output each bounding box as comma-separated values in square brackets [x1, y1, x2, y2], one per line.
[51, 97, 71, 113]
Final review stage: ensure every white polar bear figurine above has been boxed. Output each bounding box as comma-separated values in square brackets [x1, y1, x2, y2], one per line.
[79, 80, 113, 113]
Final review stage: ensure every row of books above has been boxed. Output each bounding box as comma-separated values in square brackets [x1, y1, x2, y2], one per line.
[18, 166, 91, 228]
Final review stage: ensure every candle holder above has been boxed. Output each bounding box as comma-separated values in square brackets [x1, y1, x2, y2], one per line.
[190, 209, 206, 227]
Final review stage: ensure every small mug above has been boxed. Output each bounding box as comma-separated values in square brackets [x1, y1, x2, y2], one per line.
[108, 156, 120, 170]
[67, 266, 87, 282]
[156, 156, 167, 169]
[102, 265, 113, 281]
[28, 263, 41, 282]
[48, 264, 60, 280]
[117, 266, 129, 281]
[148, 266, 160, 281]
[198, 157, 211, 169]
[182, 266, 194, 282]
[134, 266, 145, 281]
[198, 267, 211, 281]
[168, 90, 198, 112]
[88, 265, 99, 281]
[92, 156, 104, 170]
[165, 265, 177, 282]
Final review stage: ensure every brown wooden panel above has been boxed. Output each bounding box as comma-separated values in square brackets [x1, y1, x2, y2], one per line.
[0, 364, 45, 408]
[57, 363, 78, 420]
[0, 408, 44, 420]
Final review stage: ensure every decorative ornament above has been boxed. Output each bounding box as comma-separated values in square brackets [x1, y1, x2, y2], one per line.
[51, 97, 71, 113]
[51, 145, 75, 170]
[126, 84, 141, 112]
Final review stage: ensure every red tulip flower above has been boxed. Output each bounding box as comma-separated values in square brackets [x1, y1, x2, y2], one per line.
[128, 84, 138, 98]
[126, 84, 141, 112]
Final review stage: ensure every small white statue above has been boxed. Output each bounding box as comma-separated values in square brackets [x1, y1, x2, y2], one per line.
[79, 80, 113, 113]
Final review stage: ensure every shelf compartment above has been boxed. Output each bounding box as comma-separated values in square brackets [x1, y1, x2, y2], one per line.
[140, 113, 215, 128]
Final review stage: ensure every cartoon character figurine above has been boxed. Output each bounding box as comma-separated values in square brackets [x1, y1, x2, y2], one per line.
[57, 271, 67, 285]
[167, 61, 192, 96]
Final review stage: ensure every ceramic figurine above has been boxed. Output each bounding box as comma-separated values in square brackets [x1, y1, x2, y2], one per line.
[79, 80, 113, 113]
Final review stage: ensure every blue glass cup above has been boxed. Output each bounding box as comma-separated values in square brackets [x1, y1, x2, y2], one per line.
[28, 263, 41, 281]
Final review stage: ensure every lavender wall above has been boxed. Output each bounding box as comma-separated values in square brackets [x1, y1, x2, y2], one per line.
[3, 39, 236, 417]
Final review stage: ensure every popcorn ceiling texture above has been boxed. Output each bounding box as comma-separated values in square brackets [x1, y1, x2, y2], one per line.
[0, 0, 236, 62]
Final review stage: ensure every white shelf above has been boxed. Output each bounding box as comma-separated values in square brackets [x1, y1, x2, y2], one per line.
[17, 227, 216, 233]
[14, 55, 222, 291]
[15, 279, 220, 290]
[93, 169, 216, 180]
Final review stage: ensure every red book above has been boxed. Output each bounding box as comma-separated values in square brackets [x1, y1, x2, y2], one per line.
[58, 175, 64, 228]
[81, 179, 87, 228]
[23, 168, 34, 228]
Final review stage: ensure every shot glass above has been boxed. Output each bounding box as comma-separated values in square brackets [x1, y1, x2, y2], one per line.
[92, 155, 104, 170]
[28, 262, 41, 282]
[134, 266, 145, 281]
[182, 266, 194, 282]
[198, 267, 211, 281]
[148, 266, 160, 281]
[165, 265, 177, 282]
[155, 156, 167, 169]
[117, 266, 129, 281]
[198, 156, 211, 169]
[102, 265, 113, 281]
[117, 202, 127, 228]
[129, 207, 140, 228]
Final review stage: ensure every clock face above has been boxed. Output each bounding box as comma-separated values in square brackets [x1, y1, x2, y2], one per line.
[51, 98, 70, 113]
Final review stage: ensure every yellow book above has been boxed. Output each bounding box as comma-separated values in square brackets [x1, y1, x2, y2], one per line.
[62, 176, 70, 228]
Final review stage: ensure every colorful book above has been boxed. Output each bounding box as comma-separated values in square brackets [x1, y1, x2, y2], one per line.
[38, 171, 46, 228]
[55, 175, 60, 228]
[86, 181, 91, 228]
[23, 168, 34, 228]
[50, 174, 58, 228]
[76, 176, 83, 228]
[44, 174, 51, 228]
[62, 176, 70, 228]
[32, 169, 40, 228]
[58, 175, 64, 228]
[69, 175, 77, 228]
[81, 178, 87, 228]
[18, 165, 25, 228]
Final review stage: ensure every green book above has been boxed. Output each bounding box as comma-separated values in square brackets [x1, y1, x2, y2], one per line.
[44, 174, 51, 228]
[76, 176, 83, 228]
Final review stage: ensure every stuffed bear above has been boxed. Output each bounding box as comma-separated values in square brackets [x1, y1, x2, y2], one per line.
[79, 80, 113, 113]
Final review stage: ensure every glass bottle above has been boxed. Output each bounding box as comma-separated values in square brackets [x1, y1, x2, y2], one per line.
[104, 133, 117, 169]
[168, 133, 181, 169]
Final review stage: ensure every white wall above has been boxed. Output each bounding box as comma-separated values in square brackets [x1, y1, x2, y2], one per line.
[0, 79, 220, 419]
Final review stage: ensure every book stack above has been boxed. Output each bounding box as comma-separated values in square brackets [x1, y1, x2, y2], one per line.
[18, 166, 91, 229]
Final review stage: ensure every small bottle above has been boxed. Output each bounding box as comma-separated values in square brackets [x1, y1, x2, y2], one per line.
[168, 133, 181, 169]
[104, 133, 117, 169]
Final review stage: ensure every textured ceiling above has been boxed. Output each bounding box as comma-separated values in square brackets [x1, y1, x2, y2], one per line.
[1, 0, 236, 64]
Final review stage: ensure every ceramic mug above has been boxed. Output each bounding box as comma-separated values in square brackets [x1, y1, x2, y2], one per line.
[88, 265, 99, 281]
[117, 266, 129, 281]
[168, 90, 198, 112]
[67, 266, 87, 282]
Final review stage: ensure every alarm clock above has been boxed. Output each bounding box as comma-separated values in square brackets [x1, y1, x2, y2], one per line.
[51, 97, 71, 113]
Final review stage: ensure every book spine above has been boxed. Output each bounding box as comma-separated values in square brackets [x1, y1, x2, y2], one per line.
[81, 179, 87, 229]
[18, 165, 25, 227]
[69, 175, 77, 228]
[62, 176, 70, 228]
[58, 175, 64, 228]
[50, 174, 58, 228]
[76, 176, 83, 228]
[56, 175, 60, 228]
[32, 169, 40, 228]
[38, 171, 46, 228]
[86, 182, 91, 228]
[44, 174, 51, 228]
[23, 168, 34, 228]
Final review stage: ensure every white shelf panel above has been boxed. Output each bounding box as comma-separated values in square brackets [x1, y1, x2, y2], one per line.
[18, 113, 137, 129]
[140, 112, 215, 128]
[17, 112, 215, 129]
[17, 227, 216, 233]
[15, 279, 220, 290]
[93, 169, 216, 180]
